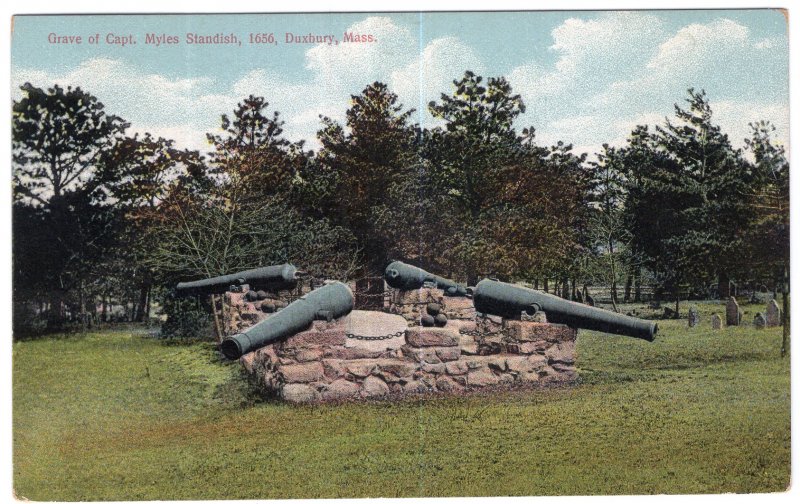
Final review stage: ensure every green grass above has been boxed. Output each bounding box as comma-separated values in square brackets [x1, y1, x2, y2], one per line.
[13, 304, 790, 500]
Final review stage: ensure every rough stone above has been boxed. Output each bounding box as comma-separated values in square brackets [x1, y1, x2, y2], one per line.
[294, 348, 323, 362]
[459, 334, 479, 355]
[505, 355, 536, 374]
[280, 362, 324, 383]
[435, 346, 461, 362]
[766, 299, 781, 327]
[754, 312, 766, 330]
[504, 320, 576, 342]
[322, 346, 394, 360]
[435, 376, 462, 392]
[280, 329, 347, 350]
[403, 380, 432, 394]
[401, 345, 442, 364]
[375, 361, 417, 379]
[445, 360, 469, 375]
[282, 384, 318, 403]
[322, 359, 348, 380]
[462, 356, 488, 370]
[405, 327, 459, 347]
[362, 376, 390, 398]
[527, 354, 549, 371]
[468, 368, 501, 387]
[321, 379, 361, 401]
[420, 362, 447, 374]
[545, 341, 576, 365]
[477, 337, 504, 355]
[506, 341, 547, 355]
[726, 296, 741, 326]
[711, 313, 722, 330]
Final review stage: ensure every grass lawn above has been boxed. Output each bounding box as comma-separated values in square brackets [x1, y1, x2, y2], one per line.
[13, 302, 791, 500]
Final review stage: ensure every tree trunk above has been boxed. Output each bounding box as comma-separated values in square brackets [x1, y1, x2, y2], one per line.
[674, 288, 680, 318]
[78, 281, 87, 329]
[210, 294, 223, 344]
[624, 273, 633, 303]
[135, 283, 149, 323]
[634, 266, 642, 302]
[718, 271, 730, 299]
[782, 262, 789, 357]
[544, 279, 549, 293]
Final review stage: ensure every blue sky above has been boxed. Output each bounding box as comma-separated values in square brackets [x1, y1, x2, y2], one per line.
[11, 10, 789, 157]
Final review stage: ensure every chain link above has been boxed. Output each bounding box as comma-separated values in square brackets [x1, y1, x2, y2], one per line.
[345, 330, 406, 341]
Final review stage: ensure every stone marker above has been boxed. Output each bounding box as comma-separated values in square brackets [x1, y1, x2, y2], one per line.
[688, 306, 700, 327]
[754, 312, 766, 330]
[726, 296, 741, 326]
[766, 299, 781, 327]
[711, 313, 722, 330]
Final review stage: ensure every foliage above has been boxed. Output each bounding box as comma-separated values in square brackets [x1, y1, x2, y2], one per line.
[311, 82, 417, 273]
[10, 77, 790, 331]
[424, 72, 587, 283]
[12, 83, 128, 204]
[159, 293, 213, 340]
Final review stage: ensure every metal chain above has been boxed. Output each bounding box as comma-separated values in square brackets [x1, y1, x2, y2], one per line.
[346, 330, 406, 341]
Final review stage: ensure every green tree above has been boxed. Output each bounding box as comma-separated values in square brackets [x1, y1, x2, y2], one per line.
[12, 83, 129, 330]
[621, 90, 752, 313]
[312, 82, 416, 273]
[13, 83, 128, 204]
[742, 120, 789, 355]
[585, 144, 635, 311]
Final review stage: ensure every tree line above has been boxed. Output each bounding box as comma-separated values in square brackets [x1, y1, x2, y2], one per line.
[11, 71, 789, 335]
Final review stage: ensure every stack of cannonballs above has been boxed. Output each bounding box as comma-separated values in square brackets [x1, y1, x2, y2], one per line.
[421, 302, 449, 327]
[243, 289, 288, 313]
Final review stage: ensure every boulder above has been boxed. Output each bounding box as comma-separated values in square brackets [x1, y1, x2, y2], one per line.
[280, 362, 324, 383]
[322, 379, 361, 401]
[405, 327, 459, 347]
[362, 376, 390, 398]
[281, 384, 318, 403]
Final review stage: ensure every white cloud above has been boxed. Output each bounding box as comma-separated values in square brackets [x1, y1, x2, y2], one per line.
[508, 14, 787, 158]
[389, 36, 484, 126]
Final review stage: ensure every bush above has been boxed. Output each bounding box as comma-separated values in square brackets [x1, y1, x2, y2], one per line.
[159, 292, 213, 340]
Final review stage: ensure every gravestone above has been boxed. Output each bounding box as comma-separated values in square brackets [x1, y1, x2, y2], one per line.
[688, 306, 700, 327]
[711, 313, 722, 330]
[754, 312, 766, 330]
[766, 299, 781, 327]
[726, 296, 741, 326]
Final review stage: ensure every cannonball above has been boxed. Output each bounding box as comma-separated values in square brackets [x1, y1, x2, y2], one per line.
[434, 313, 448, 327]
[244, 290, 259, 302]
[426, 302, 442, 316]
[256, 290, 268, 300]
[421, 314, 435, 327]
[260, 300, 276, 313]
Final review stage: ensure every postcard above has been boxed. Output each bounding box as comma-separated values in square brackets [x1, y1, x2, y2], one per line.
[9, 9, 790, 500]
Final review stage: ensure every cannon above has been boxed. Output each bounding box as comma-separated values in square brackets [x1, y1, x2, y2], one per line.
[384, 260, 468, 297]
[176, 264, 299, 296]
[472, 279, 657, 341]
[220, 281, 354, 359]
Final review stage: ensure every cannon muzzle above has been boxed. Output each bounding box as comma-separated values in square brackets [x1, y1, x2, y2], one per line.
[473, 279, 656, 341]
[176, 264, 299, 296]
[384, 260, 468, 297]
[220, 281, 354, 359]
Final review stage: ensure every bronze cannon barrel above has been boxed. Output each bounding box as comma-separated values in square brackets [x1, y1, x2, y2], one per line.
[220, 281, 354, 359]
[472, 279, 657, 341]
[384, 260, 468, 297]
[176, 264, 299, 296]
